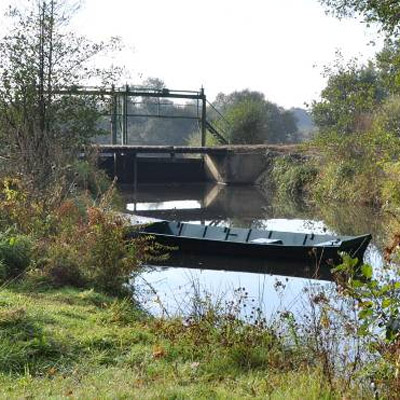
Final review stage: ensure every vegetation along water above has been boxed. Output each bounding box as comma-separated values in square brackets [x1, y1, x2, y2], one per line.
[3, 0, 400, 399]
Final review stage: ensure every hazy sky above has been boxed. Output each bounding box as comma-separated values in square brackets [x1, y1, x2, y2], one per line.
[1, 0, 384, 108]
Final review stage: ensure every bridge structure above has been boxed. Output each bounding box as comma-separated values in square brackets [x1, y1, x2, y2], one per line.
[97, 143, 301, 193]
[58, 85, 301, 187]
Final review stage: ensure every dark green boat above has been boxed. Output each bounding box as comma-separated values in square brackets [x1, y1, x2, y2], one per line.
[135, 221, 372, 265]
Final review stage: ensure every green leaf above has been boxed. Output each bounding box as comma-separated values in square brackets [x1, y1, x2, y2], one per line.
[382, 298, 393, 309]
[358, 308, 373, 320]
[351, 279, 363, 288]
[361, 264, 373, 279]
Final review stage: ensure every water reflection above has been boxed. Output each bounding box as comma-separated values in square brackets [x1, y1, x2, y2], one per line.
[127, 200, 202, 212]
[122, 182, 384, 318]
[136, 267, 332, 319]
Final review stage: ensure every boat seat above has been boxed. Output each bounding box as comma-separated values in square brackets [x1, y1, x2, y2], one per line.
[179, 223, 207, 238]
[224, 227, 248, 242]
[314, 239, 341, 247]
[250, 238, 282, 245]
[204, 226, 227, 241]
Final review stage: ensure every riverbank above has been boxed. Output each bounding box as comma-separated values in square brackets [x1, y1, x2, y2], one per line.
[259, 129, 400, 209]
[0, 284, 370, 400]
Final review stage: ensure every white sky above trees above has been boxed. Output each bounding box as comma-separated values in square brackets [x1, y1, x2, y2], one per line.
[0, 0, 383, 108]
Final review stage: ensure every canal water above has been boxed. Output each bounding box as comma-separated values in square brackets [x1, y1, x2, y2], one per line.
[122, 183, 385, 320]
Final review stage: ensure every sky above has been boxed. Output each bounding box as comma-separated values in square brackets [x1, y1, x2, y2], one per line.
[0, 0, 384, 108]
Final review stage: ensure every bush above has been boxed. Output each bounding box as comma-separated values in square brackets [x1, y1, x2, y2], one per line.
[0, 173, 154, 295]
[381, 161, 400, 206]
[68, 159, 117, 200]
[332, 253, 400, 399]
[270, 156, 318, 198]
[302, 127, 400, 205]
[0, 232, 31, 281]
[28, 197, 151, 295]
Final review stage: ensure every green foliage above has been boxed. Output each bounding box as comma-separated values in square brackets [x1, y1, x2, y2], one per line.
[68, 159, 118, 201]
[373, 95, 400, 137]
[376, 40, 400, 94]
[271, 156, 318, 198]
[212, 90, 299, 144]
[332, 253, 400, 398]
[299, 119, 400, 205]
[0, 173, 149, 295]
[305, 44, 400, 207]
[224, 98, 268, 144]
[381, 162, 400, 205]
[0, 232, 31, 281]
[27, 201, 147, 296]
[312, 58, 384, 134]
[319, 0, 400, 37]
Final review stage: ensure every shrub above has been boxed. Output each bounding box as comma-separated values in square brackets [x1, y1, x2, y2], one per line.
[270, 155, 318, 198]
[381, 161, 400, 206]
[68, 159, 118, 201]
[0, 232, 32, 281]
[0, 174, 153, 295]
[29, 197, 151, 295]
[332, 253, 400, 400]
[79, 207, 142, 295]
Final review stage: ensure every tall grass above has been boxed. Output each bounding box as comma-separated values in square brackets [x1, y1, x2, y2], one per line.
[0, 285, 374, 399]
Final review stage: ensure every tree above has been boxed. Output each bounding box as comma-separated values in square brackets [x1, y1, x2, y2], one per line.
[376, 39, 400, 95]
[0, 0, 122, 187]
[224, 98, 268, 144]
[212, 90, 298, 144]
[312, 60, 385, 134]
[319, 0, 400, 37]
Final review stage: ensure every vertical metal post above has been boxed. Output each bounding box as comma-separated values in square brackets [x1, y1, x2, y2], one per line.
[113, 152, 117, 178]
[111, 85, 117, 144]
[201, 87, 206, 147]
[122, 84, 128, 145]
[133, 152, 137, 207]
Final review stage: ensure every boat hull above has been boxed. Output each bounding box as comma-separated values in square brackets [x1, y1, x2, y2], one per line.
[132, 221, 372, 266]
[145, 233, 367, 264]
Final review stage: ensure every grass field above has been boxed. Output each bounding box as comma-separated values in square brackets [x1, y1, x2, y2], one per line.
[0, 284, 371, 400]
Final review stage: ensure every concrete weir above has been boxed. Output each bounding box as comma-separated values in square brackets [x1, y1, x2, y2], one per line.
[97, 144, 300, 185]
[204, 149, 266, 184]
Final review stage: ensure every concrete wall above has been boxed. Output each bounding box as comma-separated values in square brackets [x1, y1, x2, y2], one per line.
[204, 151, 266, 184]
[99, 155, 206, 184]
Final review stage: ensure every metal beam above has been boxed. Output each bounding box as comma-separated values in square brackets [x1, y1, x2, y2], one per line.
[110, 85, 117, 144]
[97, 144, 294, 155]
[120, 114, 200, 120]
[122, 85, 128, 145]
[201, 87, 206, 147]
[54, 87, 203, 100]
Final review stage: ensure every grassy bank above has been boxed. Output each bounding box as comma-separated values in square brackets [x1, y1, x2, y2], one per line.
[0, 284, 370, 400]
[262, 128, 400, 209]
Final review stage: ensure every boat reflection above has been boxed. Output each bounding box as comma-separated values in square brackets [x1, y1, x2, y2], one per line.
[147, 252, 334, 281]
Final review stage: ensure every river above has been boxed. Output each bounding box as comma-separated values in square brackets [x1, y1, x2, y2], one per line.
[122, 182, 385, 319]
